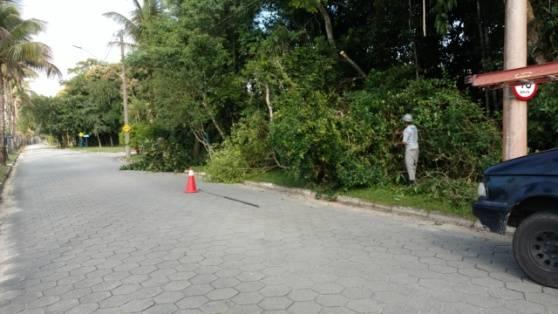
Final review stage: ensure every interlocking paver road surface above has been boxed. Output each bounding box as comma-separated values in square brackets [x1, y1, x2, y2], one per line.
[0, 145, 557, 314]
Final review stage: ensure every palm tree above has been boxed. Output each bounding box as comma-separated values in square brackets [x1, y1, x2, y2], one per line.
[103, 0, 162, 43]
[0, 3, 60, 163]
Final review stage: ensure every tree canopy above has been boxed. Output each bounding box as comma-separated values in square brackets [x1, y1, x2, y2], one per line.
[25, 0, 558, 192]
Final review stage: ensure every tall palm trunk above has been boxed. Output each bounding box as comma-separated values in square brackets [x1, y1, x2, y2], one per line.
[6, 85, 14, 146]
[11, 98, 17, 142]
[0, 76, 7, 164]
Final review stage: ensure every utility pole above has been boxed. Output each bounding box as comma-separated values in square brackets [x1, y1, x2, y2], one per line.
[118, 32, 131, 159]
[503, 0, 528, 160]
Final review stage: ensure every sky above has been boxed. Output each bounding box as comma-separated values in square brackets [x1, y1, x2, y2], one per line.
[22, 0, 135, 96]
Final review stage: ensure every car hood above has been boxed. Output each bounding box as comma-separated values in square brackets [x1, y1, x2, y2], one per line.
[485, 148, 558, 176]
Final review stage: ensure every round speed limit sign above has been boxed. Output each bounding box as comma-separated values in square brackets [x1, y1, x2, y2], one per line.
[512, 81, 538, 101]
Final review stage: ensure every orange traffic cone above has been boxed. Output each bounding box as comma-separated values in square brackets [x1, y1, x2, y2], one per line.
[185, 169, 198, 193]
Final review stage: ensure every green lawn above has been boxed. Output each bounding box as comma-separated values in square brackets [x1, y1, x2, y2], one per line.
[70, 146, 126, 153]
[343, 186, 475, 219]
[248, 170, 475, 220]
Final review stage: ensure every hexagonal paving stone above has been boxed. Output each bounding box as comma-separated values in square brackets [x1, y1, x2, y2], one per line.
[211, 277, 240, 289]
[173, 272, 197, 281]
[227, 304, 262, 314]
[99, 294, 133, 308]
[112, 284, 141, 295]
[259, 297, 293, 310]
[123, 274, 150, 284]
[312, 283, 344, 295]
[235, 281, 265, 292]
[46, 298, 79, 312]
[289, 289, 318, 302]
[120, 299, 155, 312]
[177, 296, 209, 309]
[164, 280, 191, 291]
[91, 280, 122, 292]
[347, 299, 383, 313]
[27, 295, 60, 308]
[289, 301, 322, 314]
[131, 265, 157, 275]
[261, 285, 291, 297]
[79, 291, 111, 304]
[216, 267, 241, 276]
[201, 300, 232, 313]
[67, 303, 99, 314]
[131, 286, 164, 299]
[316, 294, 348, 307]
[237, 272, 265, 282]
[319, 307, 356, 314]
[233, 292, 264, 305]
[190, 274, 218, 285]
[207, 288, 239, 300]
[144, 303, 179, 314]
[182, 284, 214, 297]
[155, 291, 185, 304]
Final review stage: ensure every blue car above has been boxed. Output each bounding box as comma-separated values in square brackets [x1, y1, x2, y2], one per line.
[473, 149, 558, 288]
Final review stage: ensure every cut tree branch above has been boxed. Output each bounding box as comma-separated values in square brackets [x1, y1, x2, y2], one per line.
[316, 2, 367, 79]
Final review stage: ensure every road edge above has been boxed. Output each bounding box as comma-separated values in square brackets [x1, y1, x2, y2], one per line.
[243, 180, 502, 234]
[0, 149, 22, 199]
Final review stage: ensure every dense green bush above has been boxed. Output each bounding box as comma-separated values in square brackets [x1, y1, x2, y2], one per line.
[268, 71, 500, 188]
[529, 83, 558, 151]
[205, 112, 271, 182]
[271, 91, 346, 186]
[121, 124, 198, 172]
[205, 145, 251, 182]
[121, 138, 192, 172]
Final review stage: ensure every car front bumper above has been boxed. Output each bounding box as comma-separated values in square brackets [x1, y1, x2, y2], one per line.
[473, 199, 509, 234]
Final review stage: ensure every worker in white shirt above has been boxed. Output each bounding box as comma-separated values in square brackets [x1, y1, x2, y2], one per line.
[401, 114, 419, 184]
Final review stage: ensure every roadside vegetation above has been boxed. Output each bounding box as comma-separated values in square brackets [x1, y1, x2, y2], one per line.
[70, 146, 126, 153]
[0, 150, 22, 186]
[20, 0, 558, 218]
[0, 1, 59, 165]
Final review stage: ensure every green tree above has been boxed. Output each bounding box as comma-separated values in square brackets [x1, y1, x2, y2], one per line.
[104, 0, 162, 42]
[0, 3, 59, 162]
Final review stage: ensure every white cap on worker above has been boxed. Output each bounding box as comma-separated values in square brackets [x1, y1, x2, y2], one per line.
[402, 113, 413, 122]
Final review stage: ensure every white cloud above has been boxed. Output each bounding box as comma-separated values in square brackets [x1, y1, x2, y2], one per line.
[22, 0, 135, 96]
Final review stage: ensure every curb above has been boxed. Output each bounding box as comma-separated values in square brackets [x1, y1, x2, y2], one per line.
[244, 180, 494, 232]
[0, 150, 22, 199]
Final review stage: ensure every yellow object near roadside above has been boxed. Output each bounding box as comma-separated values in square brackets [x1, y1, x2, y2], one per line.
[79, 132, 84, 137]
[122, 124, 131, 133]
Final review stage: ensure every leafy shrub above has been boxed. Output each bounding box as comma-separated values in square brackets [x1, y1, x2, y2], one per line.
[340, 76, 500, 186]
[205, 145, 251, 182]
[121, 124, 199, 172]
[271, 91, 345, 186]
[205, 112, 271, 182]
[269, 70, 500, 188]
[121, 137, 192, 172]
[529, 83, 558, 151]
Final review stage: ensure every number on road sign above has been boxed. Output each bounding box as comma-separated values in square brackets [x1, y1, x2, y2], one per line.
[512, 81, 538, 101]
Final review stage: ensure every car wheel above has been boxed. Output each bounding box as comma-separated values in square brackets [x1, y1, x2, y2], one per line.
[513, 211, 558, 288]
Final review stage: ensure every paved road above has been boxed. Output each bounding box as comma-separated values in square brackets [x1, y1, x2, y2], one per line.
[0, 145, 556, 314]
